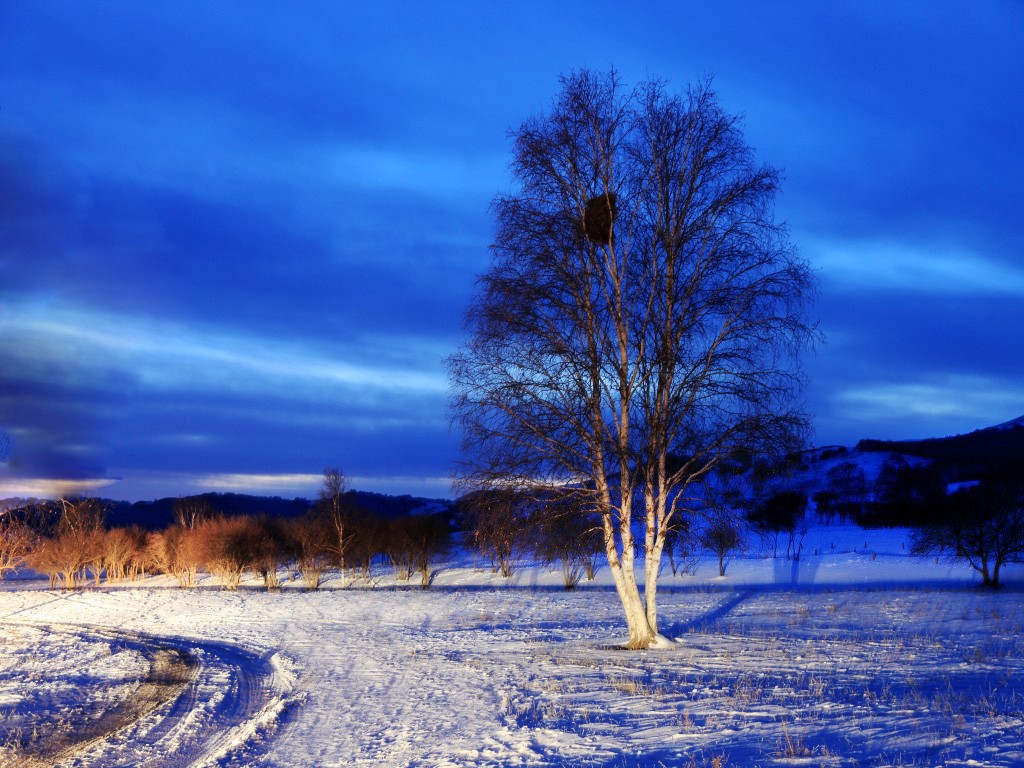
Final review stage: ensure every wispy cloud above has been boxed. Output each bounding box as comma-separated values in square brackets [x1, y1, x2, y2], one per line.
[322, 144, 504, 200]
[0, 474, 118, 499]
[1, 300, 448, 401]
[809, 238, 1024, 296]
[835, 374, 1024, 425]
[194, 472, 323, 492]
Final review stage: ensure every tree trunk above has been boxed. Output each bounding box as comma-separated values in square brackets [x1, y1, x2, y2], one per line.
[644, 505, 669, 636]
[601, 506, 656, 649]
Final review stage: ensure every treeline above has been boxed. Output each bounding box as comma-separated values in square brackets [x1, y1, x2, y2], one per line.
[0, 485, 616, 592]
[0, 493, 452, 591]
[0, 487, 636, 592]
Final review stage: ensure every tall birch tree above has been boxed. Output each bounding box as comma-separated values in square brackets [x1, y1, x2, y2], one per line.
[449, 70, 816, 648]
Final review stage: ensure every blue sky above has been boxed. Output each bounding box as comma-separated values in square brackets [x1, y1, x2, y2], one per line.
[1, 1, 1022, 501]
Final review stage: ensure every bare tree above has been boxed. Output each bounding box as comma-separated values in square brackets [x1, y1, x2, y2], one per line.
[912, 474, 1024, 588]
[748, 491, 809, 560]
[318, 467, 355, 584]
[28, 498, 107, 589]
[0, 513, 34, 581]
[173, 496, 213, 530]
[663, 515, 699, 577]
[701, 511, 745, 577]
[449, 69, 815, 647]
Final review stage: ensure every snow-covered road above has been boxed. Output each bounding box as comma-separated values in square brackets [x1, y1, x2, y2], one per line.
[0, 604, 295, 768]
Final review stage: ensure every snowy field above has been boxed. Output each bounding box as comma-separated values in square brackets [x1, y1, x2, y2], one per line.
[1, 525, 1022, 767]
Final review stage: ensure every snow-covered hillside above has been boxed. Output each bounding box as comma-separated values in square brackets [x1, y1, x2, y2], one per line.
[1, 524, 1022, 767]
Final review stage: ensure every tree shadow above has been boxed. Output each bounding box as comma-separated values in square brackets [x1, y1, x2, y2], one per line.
[662, 590, 752, 637]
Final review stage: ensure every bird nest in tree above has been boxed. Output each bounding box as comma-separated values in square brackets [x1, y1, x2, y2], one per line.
[583, 193, 616, 245]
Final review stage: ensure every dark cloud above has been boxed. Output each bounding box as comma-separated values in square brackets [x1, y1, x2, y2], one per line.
[0, 134, 82, 289]
[0, 372, 123, 480]
[2, 2, 1020, 499]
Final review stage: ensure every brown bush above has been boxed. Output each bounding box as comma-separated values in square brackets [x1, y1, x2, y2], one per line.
[28, 498, 107, 589]
[198, 515, 260, 590]
[250, 516, 290, 589]
[0, 515, 34, 581]
[288, 513, 333, 590]
[146, 525, 204, 587]
[101, 527, 143, 583]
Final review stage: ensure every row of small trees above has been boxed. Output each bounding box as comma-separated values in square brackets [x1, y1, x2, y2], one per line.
[457, 491, 605, 589]
[457, 489, 755, 585]
[1, 485, 745, 592]
[0, 488, 452, 591]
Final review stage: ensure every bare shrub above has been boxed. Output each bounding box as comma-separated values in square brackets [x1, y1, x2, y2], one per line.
[388, 513, 451, 588]
[31, 529, 102, 589]
[532, 497, 602, 590]
[289, 513, 332, 589]
[101, 527, 142, 583]
[28, 498, 107, 589]
[199, 515, 259, 590]
[457, 489, 528, 577]
[123, 526, 151, 581]
[146, 525, 204, 587]
[250, 516, 289, 589]
[348, 512, 385, 581]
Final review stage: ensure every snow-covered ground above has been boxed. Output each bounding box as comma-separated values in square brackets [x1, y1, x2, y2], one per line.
[1, 525, 1022, 767]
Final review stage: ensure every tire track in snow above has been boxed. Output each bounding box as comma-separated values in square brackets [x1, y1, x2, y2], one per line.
[2, 622, 299, 768]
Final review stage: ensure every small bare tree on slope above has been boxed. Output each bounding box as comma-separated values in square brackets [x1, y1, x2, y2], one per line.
[449, 69, 816, 648]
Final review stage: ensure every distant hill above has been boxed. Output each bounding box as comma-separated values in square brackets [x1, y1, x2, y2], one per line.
[856, 417, 1024, 477]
